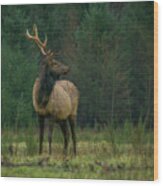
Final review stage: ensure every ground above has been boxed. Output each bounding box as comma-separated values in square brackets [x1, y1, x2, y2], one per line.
[1, 123, 154, 180]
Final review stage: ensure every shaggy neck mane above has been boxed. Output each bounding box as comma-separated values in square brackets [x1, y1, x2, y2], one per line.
[38, 64, 59, 107]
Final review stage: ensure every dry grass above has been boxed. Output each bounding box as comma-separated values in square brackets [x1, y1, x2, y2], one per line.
[1, 123, 154, 180]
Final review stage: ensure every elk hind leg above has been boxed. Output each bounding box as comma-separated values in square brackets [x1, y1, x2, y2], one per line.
[68, 115, 77, 156]
[38, 115, 45, 154]
[60, 120, 69, 156]
[48, 120, 54, 155]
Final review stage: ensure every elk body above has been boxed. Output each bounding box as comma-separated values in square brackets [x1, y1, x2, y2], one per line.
[26, 25, 79, 156]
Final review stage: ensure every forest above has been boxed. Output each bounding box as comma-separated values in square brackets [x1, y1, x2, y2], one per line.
[1, 2, 154, 180]
[1, 2, 154, 128]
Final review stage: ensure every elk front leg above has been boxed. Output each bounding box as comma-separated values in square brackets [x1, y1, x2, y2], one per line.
[68, 115, 77, 156]
[38, 115, 45, 154]
[48, 122, 54, 155]
[60, 120, 69, 156]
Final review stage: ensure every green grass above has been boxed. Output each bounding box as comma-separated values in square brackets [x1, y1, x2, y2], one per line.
[1, 122, 154, 180]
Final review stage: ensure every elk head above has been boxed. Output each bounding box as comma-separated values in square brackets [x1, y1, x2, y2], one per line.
[26, 24, 70, 77]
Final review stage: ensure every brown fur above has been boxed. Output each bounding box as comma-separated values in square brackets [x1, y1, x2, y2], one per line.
[33, 78, 79, 119]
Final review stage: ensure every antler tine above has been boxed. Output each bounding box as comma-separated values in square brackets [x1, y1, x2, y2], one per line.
[33, 24, 48, 50]
[26, 24, 48, 55]
[26, 29, 34, 40]
[33, 24, 38, 35]
[43, 34, 48, 48]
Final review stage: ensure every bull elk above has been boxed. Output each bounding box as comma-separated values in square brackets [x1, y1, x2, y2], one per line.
[26, 24, 79, 156]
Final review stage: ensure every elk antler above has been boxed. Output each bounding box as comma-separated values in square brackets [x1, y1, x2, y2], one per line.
[26, 24, 48, 55]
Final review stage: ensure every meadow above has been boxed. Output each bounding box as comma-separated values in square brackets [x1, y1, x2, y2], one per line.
[1, 121, 154, 180]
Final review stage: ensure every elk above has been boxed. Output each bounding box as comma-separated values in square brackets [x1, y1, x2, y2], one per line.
[26, 24, 79, 156]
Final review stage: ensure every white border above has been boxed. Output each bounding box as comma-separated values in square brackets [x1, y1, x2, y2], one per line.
[0, 0, 162, 186]
[0, 0, 157, 5]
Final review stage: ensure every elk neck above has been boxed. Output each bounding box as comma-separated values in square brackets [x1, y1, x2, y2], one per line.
[38, 63, 60, 107]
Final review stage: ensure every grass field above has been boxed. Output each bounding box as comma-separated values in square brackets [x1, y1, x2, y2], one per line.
[1, 121, 154, 180]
